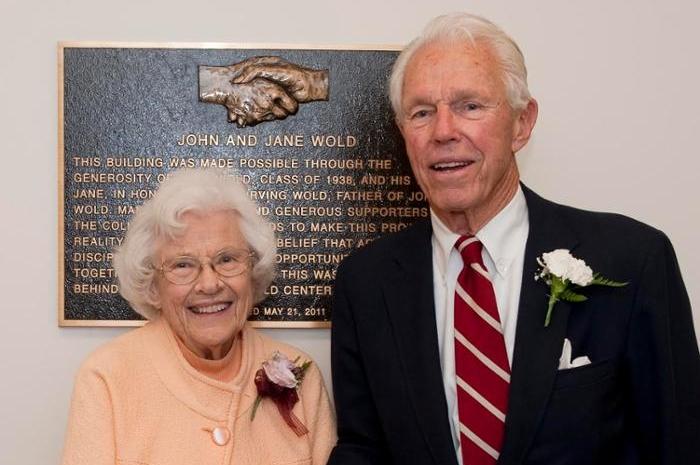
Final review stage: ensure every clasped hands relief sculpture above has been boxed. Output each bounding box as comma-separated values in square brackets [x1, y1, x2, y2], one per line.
[199, 56, 329, 127]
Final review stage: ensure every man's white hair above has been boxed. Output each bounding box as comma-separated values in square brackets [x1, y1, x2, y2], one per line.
[389, 12, 531, 119]
[113, 167, 276, 320]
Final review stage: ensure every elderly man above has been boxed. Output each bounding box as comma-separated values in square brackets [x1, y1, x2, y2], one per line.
[328, 12, 700, 465]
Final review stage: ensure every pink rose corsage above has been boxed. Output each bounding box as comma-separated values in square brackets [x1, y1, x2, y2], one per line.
[251, 351, 311, 436]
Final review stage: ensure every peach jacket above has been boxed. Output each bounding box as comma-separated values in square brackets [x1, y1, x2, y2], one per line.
[61, 318, 336, 465]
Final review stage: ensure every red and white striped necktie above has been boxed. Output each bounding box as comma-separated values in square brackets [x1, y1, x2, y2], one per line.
[454, 236, 510, 464]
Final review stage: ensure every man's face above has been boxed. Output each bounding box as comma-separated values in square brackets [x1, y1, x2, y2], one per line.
[399, 40, 536, 230]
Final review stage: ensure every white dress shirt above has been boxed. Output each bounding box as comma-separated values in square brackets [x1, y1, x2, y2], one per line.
[431, 187, 529, 464]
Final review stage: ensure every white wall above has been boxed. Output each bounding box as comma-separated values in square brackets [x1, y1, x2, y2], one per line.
[1, 1, 698, 463]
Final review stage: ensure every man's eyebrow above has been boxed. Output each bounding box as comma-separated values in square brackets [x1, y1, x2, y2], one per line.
[403, 96, 435, 109]
[447, 90, 482, 101]
[403, 90, 484, 109]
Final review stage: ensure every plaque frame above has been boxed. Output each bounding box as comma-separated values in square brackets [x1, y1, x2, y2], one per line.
[58, 41, 411, 329]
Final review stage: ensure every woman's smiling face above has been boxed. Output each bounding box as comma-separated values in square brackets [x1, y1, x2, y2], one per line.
[152, 209, 254, 360]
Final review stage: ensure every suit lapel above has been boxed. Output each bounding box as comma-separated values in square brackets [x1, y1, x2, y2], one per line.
[382, 219, 460, 465]
[498, 186, 579, 465]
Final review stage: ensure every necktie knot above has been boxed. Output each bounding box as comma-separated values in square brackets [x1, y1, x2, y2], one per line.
[455, 235, 483, 265]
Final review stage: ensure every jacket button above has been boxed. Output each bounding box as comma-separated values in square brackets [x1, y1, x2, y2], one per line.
[212, 426, 230, 446]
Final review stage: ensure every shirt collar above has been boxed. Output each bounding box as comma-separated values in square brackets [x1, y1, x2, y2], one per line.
[431, 186, 529, 278]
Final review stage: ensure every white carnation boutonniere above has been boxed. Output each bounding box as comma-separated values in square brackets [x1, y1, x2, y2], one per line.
[251, 351, 311, 436]
[535, 249, 627, 327]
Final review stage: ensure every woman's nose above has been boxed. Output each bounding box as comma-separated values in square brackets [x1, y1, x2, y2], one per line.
[194, 263, 223, 293]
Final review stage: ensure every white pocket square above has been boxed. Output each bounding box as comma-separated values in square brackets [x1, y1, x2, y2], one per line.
[558, 338, 591, 370]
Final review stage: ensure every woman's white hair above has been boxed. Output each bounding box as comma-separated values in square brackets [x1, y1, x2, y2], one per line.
[389, 12, 531, 119]
[113, 167, 276, 320]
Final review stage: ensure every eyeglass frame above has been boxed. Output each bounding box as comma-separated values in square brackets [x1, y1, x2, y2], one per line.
[153, 247, 256, 285]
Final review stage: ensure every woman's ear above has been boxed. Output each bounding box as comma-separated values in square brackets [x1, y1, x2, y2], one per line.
[145, 278, 162, 310]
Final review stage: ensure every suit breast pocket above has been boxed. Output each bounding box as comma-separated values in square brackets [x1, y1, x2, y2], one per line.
[538, 359, 624, 442]
[552, 359, 617, 390]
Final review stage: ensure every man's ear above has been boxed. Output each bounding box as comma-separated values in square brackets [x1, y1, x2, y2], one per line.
[396, 116, 406, 137]
[511, 98, 538, 153]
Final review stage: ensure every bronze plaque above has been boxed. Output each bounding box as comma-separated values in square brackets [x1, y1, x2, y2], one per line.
[59, 43, 428, 328]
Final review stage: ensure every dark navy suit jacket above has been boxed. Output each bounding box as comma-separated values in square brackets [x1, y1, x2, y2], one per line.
[328, 186, 700, 465]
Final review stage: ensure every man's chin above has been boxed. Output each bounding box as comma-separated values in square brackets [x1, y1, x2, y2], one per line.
[432, 195, 482, 216]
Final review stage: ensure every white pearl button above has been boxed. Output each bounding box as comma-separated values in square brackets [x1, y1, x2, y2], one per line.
[212, 426, 230, 446]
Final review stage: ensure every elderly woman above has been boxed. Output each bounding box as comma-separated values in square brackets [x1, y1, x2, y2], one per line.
[61, 168, 336, 465]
